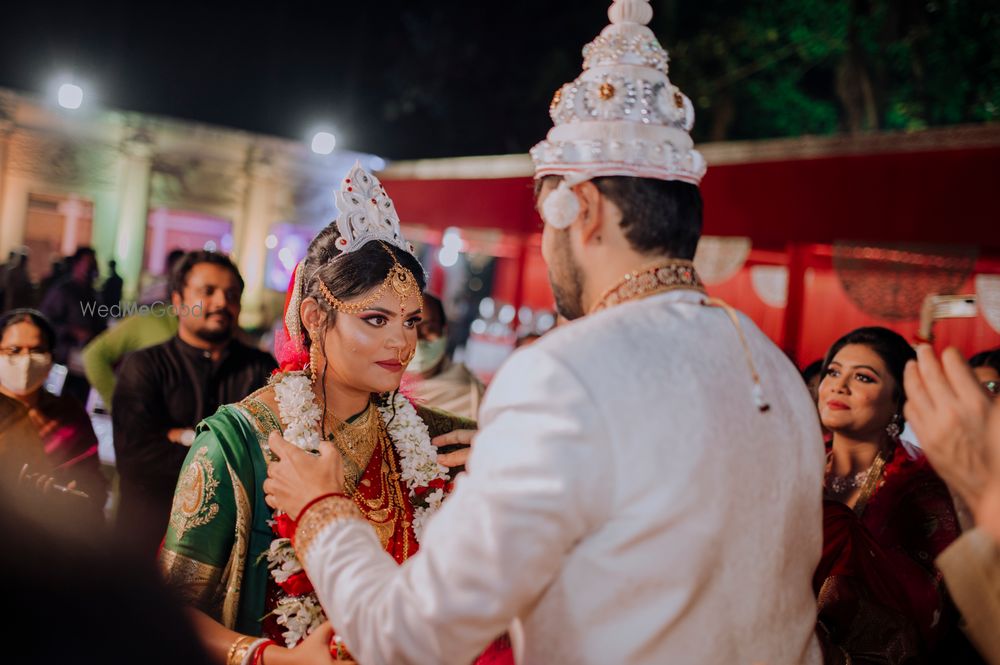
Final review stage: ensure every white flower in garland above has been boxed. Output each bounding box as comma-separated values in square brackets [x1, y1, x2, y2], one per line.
[377, 391, 451, 542]
[266, 538, 303, 583]
[425, 487, 446, 510]
[265, 372, 455, 647]
[273, 372, 322, 451]
[412, 487, 446, 540]
[378, 391, 447, 485]
[268, 371, 325, 648]
[273, 594, 325, 648]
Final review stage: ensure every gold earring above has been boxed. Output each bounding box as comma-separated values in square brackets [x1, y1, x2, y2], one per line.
[309, 329, 323, 383]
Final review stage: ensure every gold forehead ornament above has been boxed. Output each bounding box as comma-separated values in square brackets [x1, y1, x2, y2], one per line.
[318, 242, 423, 315]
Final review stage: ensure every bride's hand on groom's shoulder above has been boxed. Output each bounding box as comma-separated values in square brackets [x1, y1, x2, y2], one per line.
[434, 428, 476, 468]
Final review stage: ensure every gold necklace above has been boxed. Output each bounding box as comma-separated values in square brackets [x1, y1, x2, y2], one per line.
[324, 402, 381, 495]
[851, 448, 891, 516]
[313, 396, 412, 560]
[590, 259, 705, 313]
[351, 422, 408, 555]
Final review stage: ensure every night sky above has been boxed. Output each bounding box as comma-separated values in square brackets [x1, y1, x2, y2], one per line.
[0, 0, 637, 159]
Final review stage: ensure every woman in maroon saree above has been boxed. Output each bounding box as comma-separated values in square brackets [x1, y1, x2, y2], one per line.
[0, 309, 107, 514]
[814, 327, 969, 664]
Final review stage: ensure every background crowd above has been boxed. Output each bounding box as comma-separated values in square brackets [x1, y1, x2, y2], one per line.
[1, 243, 999, 664]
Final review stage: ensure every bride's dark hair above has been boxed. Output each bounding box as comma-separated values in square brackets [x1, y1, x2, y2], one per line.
[299, 224, 426, 429]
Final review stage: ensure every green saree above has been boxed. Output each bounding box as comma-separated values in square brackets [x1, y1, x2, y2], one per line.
[158, 394, 474, 636]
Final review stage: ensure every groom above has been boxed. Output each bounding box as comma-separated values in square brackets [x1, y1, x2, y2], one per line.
[264, 2, 825, 663]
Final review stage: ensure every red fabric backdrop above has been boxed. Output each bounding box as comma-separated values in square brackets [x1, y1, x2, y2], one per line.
[707, 261, 1000, 367]
[384, 143, 1000, 364]
[384, 145, 1000, 249]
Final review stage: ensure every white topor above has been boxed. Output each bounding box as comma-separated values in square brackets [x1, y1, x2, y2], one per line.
[531, 0, 706, 187]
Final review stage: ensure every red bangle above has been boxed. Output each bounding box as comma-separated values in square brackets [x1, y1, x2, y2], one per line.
[294, 492, 350, 523]
[251, 639, 275, 665]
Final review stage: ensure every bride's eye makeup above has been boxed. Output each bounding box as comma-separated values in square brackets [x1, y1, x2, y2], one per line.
[359, 308, 422, 329]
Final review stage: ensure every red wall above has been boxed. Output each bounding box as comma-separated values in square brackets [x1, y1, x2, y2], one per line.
[384, 143, 1000, 361]
[384, 145, 1000, 250]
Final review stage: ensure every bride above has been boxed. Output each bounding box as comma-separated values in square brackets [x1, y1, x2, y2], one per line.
[159, 164, 480, 665]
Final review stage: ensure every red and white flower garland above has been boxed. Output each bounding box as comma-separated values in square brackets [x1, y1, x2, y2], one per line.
[265, 371, 451, 647]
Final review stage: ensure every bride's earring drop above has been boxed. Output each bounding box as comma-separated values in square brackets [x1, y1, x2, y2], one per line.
[309, 328, 323, 384]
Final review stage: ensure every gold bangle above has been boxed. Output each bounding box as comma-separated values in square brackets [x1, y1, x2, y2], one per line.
[226, 636, 257, 665]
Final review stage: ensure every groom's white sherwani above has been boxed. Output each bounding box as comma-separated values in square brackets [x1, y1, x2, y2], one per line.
[302, 290, 825, 664]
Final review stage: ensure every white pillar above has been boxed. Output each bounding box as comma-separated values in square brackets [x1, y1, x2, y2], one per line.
[147, 207, 170, 275]
[0, 176, 30, 259]
[59, 195, 86, 256]
[112, 136, 155, 301]
[0, 116, 20, 258]
[234, 146, 276, 329]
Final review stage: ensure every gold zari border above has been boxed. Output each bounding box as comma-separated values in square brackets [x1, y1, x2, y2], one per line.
[159, 548, 223, 613]
[295, 495, 364, 559]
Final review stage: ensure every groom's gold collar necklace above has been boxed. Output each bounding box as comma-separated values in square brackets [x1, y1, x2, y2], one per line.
[589, 259, 705, 314]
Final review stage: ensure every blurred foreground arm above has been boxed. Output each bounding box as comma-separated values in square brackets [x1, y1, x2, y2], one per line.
[904, 345, 1000, 664]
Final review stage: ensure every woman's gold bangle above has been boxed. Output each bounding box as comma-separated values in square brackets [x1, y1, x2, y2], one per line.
[226, 635, 258, 665]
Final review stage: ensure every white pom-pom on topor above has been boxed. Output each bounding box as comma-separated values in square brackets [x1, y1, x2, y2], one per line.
[608, 0, 653, 26]
[541, 181, 581, 229]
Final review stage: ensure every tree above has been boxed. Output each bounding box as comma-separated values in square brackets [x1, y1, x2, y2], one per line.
[658, 0, 998, 142]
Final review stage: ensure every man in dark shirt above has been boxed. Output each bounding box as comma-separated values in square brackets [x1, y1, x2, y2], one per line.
[112, 251, 276, 557]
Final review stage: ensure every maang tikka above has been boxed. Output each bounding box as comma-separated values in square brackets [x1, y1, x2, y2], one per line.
[318, 242, 423, 316]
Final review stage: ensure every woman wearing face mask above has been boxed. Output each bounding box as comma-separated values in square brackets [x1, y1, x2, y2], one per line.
[402, 293, 485, 420]
[812, 327, 974, 664]
[158, 165, 508, 665]
[0, 309, 108, 515]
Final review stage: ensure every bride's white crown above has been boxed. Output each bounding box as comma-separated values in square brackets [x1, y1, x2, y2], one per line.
[334, 162, 415, 255]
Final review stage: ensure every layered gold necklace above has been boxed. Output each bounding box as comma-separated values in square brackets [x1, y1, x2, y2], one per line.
[322, 401, 409, 554]
[323, 402, 381, 495]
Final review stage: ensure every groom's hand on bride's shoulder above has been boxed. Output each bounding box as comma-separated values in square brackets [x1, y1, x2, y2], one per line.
[264, 432, 347, 519]
[434, 428, 476, 468]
